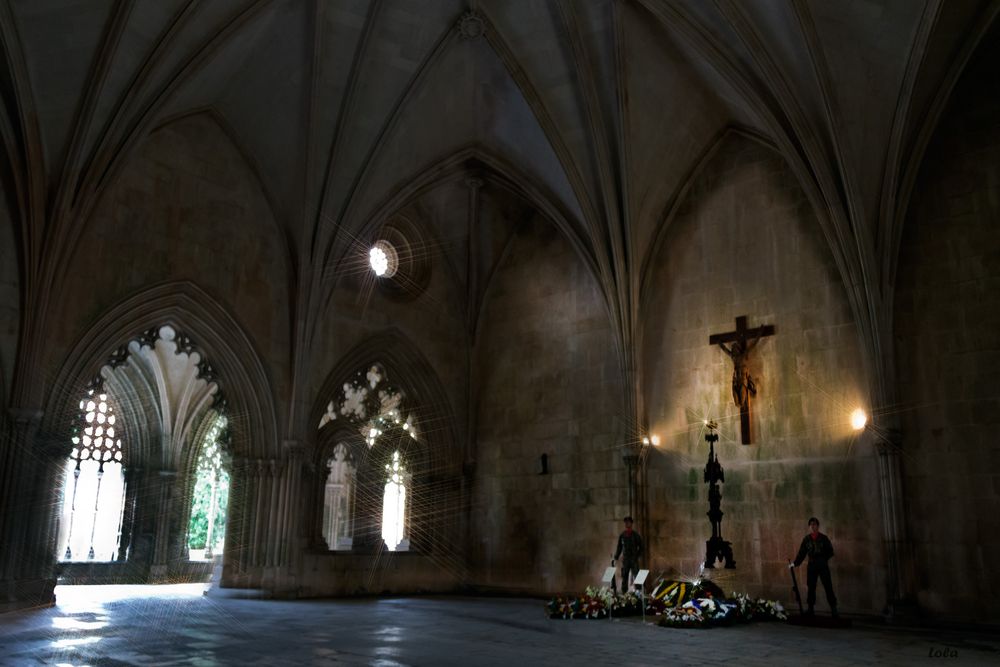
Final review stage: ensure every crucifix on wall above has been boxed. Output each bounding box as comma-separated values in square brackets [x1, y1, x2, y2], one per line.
[709, 315, 775, 444]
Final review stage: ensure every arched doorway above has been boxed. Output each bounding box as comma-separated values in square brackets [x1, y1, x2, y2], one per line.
[186, 411, 230, 560]
[53, 325, 233, 583]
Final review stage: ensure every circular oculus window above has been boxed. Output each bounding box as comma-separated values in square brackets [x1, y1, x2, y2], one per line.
[369, 240, 398, 278]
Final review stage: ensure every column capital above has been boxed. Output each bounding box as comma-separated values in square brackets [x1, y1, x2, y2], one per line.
[282, 439, 308, 459]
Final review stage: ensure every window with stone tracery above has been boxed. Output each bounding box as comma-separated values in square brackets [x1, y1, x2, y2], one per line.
[382, 450, 410, 552]
[318, 363, 417, 551]
[188, 412, 230, 560]
[57, 388, 126, 562]
[322, 443, 355, 551]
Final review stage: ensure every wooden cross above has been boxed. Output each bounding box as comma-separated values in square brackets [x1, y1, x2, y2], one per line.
[709, 316, 775, 444]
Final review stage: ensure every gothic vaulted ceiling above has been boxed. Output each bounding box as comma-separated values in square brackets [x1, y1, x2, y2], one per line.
[1, 0, 996, 411]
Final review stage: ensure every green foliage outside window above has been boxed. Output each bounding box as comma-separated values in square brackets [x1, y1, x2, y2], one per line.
[187, 413, 229, 551]
[188, 468, 229, 550]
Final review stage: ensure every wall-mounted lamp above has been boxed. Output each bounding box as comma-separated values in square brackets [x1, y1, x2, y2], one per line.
[850, 408, 868, 431]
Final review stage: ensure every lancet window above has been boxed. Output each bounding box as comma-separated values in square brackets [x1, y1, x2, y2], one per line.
[188, 412, 230, 560]
[382, 450, 410, 552]
[57, 388, 126, 562]
[322, 443, 355, 550]
[318, 363, 417, 551]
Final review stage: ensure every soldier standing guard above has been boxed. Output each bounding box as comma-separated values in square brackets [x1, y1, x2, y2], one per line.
[613, 516, 643, 594]
[790, 517, 838, 617]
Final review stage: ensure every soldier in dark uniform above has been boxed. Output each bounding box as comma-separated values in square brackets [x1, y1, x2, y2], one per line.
[790, 517, 838, 617]
[613, 516, 643, 594]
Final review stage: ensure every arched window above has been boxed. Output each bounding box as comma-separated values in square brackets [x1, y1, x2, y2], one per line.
[322, 443, 355, 550]
[317, 363, 418, 552]
[188, 413, 229, 560]
[382, 450, 410, 552]
[57, 389, 126, 561]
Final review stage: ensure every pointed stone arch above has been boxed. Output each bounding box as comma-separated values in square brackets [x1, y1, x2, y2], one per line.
[333, 145, 598, 290]
[324, 145, 609, 345]
[312, 328, 458, 463]
[638, 125, 778, 312]
[43, 280, 278, 461]
[309, 328, 463, 558]
[38, 281, 278, 582]
[148, 107, 293, 272]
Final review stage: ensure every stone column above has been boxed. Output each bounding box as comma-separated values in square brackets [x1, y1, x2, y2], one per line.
[250, 459, 267, 568]
[0, 409, 54, 609]
[279, 440, 306, 567]
[149, 469, 177, 580]
[873, 426, 916, 619]
[622, 449, 639, 521]
[462, 178, 483, 578]
[27, 432, 72, 580]
[265, 459, 280, 568]
[116, 467, 141, 561]
[222, 455, 249, 576]
[126, 468, 157, 574]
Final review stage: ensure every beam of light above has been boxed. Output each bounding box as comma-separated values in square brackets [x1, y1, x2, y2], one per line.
[51, 636, 102, 648]
[52, 617, 108, 631]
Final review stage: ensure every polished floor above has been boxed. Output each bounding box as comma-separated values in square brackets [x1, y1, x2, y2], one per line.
[0, 585, 998, 666]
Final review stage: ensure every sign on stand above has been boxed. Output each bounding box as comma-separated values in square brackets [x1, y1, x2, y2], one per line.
[634, 570, 650, 622]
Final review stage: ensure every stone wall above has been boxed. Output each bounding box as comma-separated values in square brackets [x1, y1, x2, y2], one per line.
[895, 27, 1000, 620]
[641, 133, 884, 613]
[47, 112, 292, 422]
[297, 552, 463, 598]
[308, 194, 469, 441]
[472, 214, 626, 594]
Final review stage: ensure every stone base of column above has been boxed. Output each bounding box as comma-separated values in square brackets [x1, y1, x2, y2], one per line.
[882, 599, 921, 625]
[0, 577, 56, 613]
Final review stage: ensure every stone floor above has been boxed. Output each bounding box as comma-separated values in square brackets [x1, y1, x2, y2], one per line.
[0, 585, 998, 666]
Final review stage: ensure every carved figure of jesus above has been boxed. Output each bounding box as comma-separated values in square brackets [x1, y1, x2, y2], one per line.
[709, 316, 775, 444]
[717, 333, 763, 411]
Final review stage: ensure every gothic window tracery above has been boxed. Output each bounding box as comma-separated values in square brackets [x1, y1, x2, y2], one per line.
[58, 388, 126, 562]
[318, 363, 417, 551]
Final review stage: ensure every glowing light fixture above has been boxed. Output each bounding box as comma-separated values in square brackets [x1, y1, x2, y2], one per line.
[850, 408, 867, 431]
[650, 435, 660, 446]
